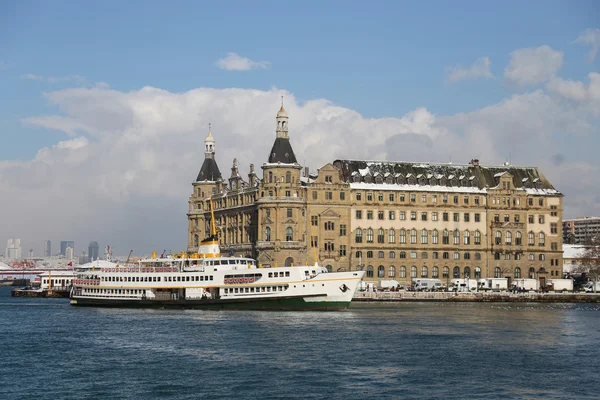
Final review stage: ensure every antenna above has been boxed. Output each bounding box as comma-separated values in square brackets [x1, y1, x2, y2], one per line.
[281, 95, 284, 107]
[208, 122, 211, 132]
[209, 198, 217, 237]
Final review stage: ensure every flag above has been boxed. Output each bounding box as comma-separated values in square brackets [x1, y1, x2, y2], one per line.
[68, 262, 72, 266]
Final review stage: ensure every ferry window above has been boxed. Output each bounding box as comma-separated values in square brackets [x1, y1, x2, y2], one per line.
[269, 273, 273, 278]
[267, 287, 271, 292]
[186, 276, 190, 281]
[285, 272, 290, 277]
[245, 288, 249, 293]
[210, 276, 213, 280]
[235, 288, 239, 293]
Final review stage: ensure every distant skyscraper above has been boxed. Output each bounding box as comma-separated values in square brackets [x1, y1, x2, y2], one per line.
[44, 240, 52, 257]
[88, 241, 99, 262]
[65, 246, 74, 261]
[5, 239, 22, 259]
[60, 241, 74, 256]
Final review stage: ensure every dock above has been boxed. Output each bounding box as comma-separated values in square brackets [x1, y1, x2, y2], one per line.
[353, 291, 600, 303]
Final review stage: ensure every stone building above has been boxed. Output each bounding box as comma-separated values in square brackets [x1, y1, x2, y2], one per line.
[187, 107, 564, 286]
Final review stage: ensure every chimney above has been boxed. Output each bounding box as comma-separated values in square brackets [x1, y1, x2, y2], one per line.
[304, 166, 309, 177]
[248, 164, 256, 187]
[470, 159, 480, 167]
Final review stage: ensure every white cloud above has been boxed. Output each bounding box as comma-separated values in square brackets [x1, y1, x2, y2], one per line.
[504, 45, 563, 87]
[546, 73, 600, 115]
[446, 57, 494, 83]
[2, 80, 599, 255]
[574, 28, 600, 62]
[216, 52, 271, 71]
[21, 73, 86, 83]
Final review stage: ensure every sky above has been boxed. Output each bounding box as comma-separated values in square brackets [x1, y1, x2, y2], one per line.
[0, 0, 599, 256]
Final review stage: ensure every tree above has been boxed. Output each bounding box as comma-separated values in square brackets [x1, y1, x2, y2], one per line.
[574, 237, 600, 293]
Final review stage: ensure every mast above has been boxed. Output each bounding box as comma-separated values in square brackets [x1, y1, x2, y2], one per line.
[209, 198, 217, 238]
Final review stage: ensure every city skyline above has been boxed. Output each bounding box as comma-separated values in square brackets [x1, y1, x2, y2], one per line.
[0, 1, 598, 254]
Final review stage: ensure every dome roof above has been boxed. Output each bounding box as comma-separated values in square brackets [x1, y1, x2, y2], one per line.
[277, 105, 288, 118]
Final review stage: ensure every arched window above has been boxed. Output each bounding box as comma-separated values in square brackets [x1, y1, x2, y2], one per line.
[378, 265, 385, 278]
[421, 266, 428, 278]
[453, 266, 460, 278]
[454, 230, 460, 245]
[432, 230, 439, 244]
[464, 267, 471, 279]
[388, 266, 396, 278]
[193, 234, 199, 247]
[475, 266, 481, 279]
[421, 229, 428, 244]
[367, 228, 374, 243]
[539, 232, 545, 246]
[443, 266, 450, 278]
[326, 265, 332, 272]
[389, 251, 395, 258]
[443, 229, 449, 244]
[367, 265, 374, 278]
[474, 252, 481, 260]
[265, 227, 271, 241]
[378, 228, 385, 243]
[432, 266, 439, 278]
[495, 267, 501, 278]
[421, 252, 428, 259]
[355, 250, 362, 259]
[400, 251, 406, 259]
[355, 229, 363, 243]
[506, 231, 512, 245]
[529, 267, 535, 278]
[388, 228, 396, 243]
[269, 171, 273, 183]
[474, 230, 481, 245]
[529, 232, 535, 245]
[410, 229, 417, 244]
[516, 231, 522, 245]
[286, 227, 293, 241]
[514, 267, 521, 278]
[410, 266, 417, 278]
[463, 231, 470, 245]
[285, 257, 294, 267]
[495, 231, 502, 245]
[464, 252, 471, 260]
[285, 171, 291, 183]
[400, 266, 407, 278]
[400, 229, 406, 244]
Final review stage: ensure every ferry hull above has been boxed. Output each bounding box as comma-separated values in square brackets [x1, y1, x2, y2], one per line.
[70, 295, 351, 311]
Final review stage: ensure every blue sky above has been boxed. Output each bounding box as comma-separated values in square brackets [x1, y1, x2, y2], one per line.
[0, 0, 598, 255]
[1, 0, 598, 160]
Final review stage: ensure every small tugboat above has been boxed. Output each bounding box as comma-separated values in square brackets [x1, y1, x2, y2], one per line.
[70, 204, 364, 310]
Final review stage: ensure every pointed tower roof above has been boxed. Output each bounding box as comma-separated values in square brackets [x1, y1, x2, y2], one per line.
[196, 125, 222, 182]
[268, 101, 297, 164]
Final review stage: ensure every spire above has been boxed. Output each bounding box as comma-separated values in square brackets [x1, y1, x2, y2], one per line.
[268, 103, 297, 164]
[276, 97, 289, 139]
[196, 123, 222, 182]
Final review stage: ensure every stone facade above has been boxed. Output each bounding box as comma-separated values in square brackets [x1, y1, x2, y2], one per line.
[187, 108, 564, 287]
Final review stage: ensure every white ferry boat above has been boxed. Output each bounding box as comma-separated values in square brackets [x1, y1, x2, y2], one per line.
[70, 212, 365, 310]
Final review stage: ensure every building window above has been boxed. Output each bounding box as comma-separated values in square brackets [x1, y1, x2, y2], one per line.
[494, 267, 501, 278]
[356, 210, 362, 219]
[400, 229, 406, 244]
[411, 211, 417, 221]
[367, 251, 373, 259]
[443, 252, 449, 259]
[311, 216, 318, 226]
[443, 267, 449, 278]
[506, 231, 512, 245]
[454, 230, 460, 245]
[378, 211, 384, 220]
[286, 227, 293, 241]
[389, 194, 395, 202]
[539, 232, 545, 246]
[312, 191, 318, 200]
[400, 251, 406, 259]
[410, 229, 417, 244]
[378, 251, 384, 259]
[454, 252, 460, 260]
[311, 236, 318, 247]
[339, 224, 347, 236]
[367, 211, 373, 220]
[495, 231, 502, 245]
[514, 267, 521, 278]
[400, 194, 405, 202]
[388, 229, 396, 243]
[400, 212, 406, 220]
[421, 194, 427, 203]
[378, 228, 385, 243]
[410, 193, 416, 202]
[325, 192, 333, 200]
[389, 211, 395, 220]
[421, 212, 428, 221]
[516, 231, 522, 245]
[464, 231, 470, 245]
[410, 251, 417, 259]
[432, 230, 439, 244]
[340, 192, 345, 201]
[464, 213, 470, 223]
[367, 228, 374, 243]
[453, 267, 460, 278]
[367, 266, 374, 278]
[400, 266, 407, 278]
[432, 266, 439, 278]
[356, 192, 362, 201]
[265, 227, 271, 241]
[474, 213, 480, 222]
[529, 215, 534, 224]
[356, 250, 362, 259]
[529, 232, 535, 246]
[324, 221, 335, 230]
[287, 208, 292, 218]
[551, 223, 557, 234]
[355, 229, 362, 243]
[443, 229, 449, 244]
[411, 266, 417, 278]
[421, 266, 428, 278]
[453, 213, 460, 222]
[432, 212, 438, 221]
[388, 266, 396, 278]
[421, 229, 428, 244]
[325, 175, 332, 183]
[443, 212, 449, 222]
[367, 192, 373, 201]
[378, 193, 384, 201]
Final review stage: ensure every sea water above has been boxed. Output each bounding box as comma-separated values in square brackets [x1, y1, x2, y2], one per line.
[0, 287, 599, 399]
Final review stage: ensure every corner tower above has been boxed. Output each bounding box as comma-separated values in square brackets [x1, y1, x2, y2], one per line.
[188, 125, 223, 251]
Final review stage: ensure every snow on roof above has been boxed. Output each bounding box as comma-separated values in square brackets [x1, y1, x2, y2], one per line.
[358, 167, 369, 176]
[494, 172, 507, 177]
[563, 217, 600, 222]
[350, 182, 486, 194]
[523, 188, 560, 196]
[563, 244, 587, 259]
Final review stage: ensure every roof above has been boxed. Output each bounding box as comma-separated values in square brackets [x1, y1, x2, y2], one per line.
[563, 244, 587, 259]
[333, 159, 561, 195]
[268, 137, 297, 164]
[196, 158, 222, 182]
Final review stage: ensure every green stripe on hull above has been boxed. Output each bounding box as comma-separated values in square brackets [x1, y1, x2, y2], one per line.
[71, 297, 351, 311]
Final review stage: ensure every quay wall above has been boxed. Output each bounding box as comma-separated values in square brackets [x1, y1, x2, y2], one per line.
[353, 292, 600, 303]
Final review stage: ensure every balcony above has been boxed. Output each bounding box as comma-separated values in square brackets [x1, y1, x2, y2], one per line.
[491, 221, 525, 229]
